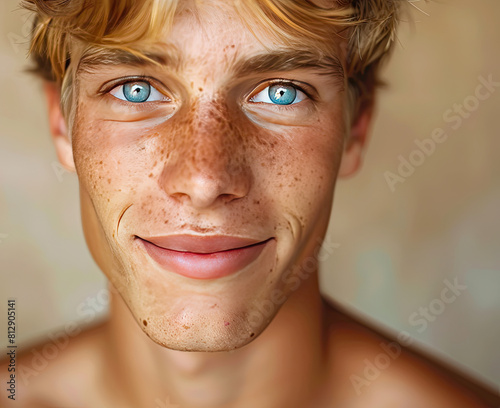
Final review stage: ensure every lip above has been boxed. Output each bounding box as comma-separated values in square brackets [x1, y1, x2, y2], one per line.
[136, 235, 273, 280]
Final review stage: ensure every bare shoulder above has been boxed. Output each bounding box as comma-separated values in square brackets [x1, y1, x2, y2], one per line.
[322, 298, 499, 408]
[0, 319, 109, 408]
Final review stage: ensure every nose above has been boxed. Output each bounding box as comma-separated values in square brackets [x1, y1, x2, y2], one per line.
[159, 99, 253, 209]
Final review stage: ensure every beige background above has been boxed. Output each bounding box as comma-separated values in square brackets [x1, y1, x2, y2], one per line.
[1, 0, 499, 389]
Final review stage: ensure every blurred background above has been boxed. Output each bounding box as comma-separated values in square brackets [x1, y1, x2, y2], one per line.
[1, 0, 499, 390]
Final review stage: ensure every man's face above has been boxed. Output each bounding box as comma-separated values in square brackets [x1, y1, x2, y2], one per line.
[60, 1, 357, 351]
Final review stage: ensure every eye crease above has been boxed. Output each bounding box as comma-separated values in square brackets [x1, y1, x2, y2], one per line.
[250, 82, 307, 106]
[110, 80, 169, 103]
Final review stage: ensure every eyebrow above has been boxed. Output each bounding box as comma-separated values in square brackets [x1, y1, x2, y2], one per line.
[77, 47, 183, 76]
[232, 49, 345, 80]
[77, 47, 344, 81]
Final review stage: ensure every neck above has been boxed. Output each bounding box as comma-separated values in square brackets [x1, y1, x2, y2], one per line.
[103, 272, 328, 408]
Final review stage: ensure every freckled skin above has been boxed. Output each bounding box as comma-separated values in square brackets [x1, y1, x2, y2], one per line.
[71, 3, 345, 352]
[3, 1, 496, 407]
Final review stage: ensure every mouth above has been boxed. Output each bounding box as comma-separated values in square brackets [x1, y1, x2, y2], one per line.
[136, 235, 273, 280]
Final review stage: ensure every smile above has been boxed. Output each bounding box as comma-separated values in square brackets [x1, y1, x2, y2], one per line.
[136, 235, 273, 279]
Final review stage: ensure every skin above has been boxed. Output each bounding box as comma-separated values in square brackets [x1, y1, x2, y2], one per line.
[1, 2, 497, 407]
[60, 2, 351, 353]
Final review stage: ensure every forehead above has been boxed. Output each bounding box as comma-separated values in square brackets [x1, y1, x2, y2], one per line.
[164, 3, 269, 75]
[168, 0, 338, 51]
[75, 1, 345, 84]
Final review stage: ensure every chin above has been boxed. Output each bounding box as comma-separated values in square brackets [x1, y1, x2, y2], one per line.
[110, 235, 289, 351]
[136, 303, 277, 352]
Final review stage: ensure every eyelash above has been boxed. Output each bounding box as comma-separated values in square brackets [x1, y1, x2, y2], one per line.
[248, 79, 315, 106]
[101, 77, 315, 109]
[101, 76, 170, 103]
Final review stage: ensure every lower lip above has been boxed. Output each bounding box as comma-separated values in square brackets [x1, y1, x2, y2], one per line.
[138, 238, 271, 280]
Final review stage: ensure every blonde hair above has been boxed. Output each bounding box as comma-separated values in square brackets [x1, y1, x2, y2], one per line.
[22, 0, 408, 122]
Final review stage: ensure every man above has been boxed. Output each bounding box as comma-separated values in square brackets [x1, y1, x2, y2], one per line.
[1, 0, 498, 406]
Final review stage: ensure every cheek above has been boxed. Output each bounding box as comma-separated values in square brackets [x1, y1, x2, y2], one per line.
[72, 104, 160, 203]
[253, 113, 345, 222]
[71, 120, 139, 250]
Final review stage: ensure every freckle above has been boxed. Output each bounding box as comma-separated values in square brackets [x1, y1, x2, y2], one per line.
[190, 81, 194, 88]
[183, 325, 190, 330]
[198, 87, 203, 92]
[99, 161, 103, 164]
[107, 178, 111, 184]
[231, 44, 235, 48]
[149, 173, 153, 178]
[164, 220, 169, 224]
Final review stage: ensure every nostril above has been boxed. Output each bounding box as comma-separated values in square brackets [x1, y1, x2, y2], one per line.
[220, 193, 240, 204]
[169, 192, 185, 202]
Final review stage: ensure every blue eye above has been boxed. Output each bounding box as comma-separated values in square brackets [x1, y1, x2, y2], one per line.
[110, 80, 168, 103]
[269, 84, 296, 105]
[123, 82, 150, 102]
[250, 83, 306, 106]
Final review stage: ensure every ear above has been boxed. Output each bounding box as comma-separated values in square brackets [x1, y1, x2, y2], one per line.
[44, 82, 75, 172]
[338, 99, 375, 178]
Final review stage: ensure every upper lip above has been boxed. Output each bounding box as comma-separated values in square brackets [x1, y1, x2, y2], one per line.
[137, 234, 270, 253]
